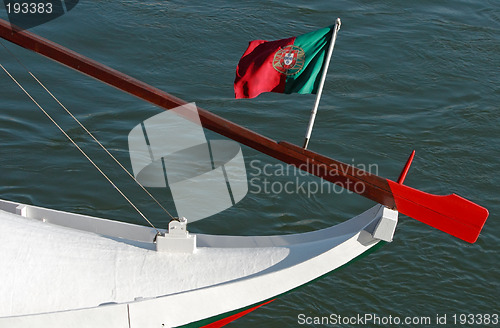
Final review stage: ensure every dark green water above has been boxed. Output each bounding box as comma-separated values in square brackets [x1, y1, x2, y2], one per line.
[0, 1, 498, 327]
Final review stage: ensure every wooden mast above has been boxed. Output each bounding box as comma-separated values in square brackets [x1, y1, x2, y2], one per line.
[0, 19, 488, 243]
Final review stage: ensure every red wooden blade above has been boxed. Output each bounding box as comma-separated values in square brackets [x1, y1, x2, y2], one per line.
[388, 180, 488, 243]
[280, 142, 489, 243]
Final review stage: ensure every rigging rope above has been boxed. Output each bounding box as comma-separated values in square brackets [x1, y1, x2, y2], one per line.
[1, 43, 175, 221]
[0, 42, 176, 232]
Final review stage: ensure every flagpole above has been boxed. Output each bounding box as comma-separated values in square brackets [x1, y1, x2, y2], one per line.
[303, 18, 341, 149]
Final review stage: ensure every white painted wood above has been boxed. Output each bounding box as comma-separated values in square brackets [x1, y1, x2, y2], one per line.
[372, 206, 399, 242]
[156, 219, 197, 253]
[0, 198, 398, 327]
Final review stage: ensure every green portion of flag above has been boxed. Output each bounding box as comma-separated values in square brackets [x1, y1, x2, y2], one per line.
[284, 26, 333, 94]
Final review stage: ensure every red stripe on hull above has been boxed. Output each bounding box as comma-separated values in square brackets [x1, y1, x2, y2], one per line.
[201, 299, 275, 328]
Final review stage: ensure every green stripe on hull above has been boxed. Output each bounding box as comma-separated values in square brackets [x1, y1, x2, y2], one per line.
[177, 240, 387, 328]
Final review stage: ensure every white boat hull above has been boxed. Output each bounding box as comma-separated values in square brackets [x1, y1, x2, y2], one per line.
[0, 199, 397, 327]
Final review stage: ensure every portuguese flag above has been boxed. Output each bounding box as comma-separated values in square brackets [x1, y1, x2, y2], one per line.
[234, 26, 333, 99]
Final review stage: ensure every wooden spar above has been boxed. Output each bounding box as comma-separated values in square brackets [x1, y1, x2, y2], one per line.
[0, 19, 395, 206]
[0, 19, 488, 243]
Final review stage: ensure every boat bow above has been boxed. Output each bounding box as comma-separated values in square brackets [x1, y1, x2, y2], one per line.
[0, 199, 396, 327]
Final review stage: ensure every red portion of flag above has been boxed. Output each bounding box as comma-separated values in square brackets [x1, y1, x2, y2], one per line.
[234, 37, 295, 99]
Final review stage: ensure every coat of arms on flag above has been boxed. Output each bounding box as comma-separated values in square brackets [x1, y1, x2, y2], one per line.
[272, 45, 305, 75]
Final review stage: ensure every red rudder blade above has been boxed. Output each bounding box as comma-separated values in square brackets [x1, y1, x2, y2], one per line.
[388, 181, 489, 243]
